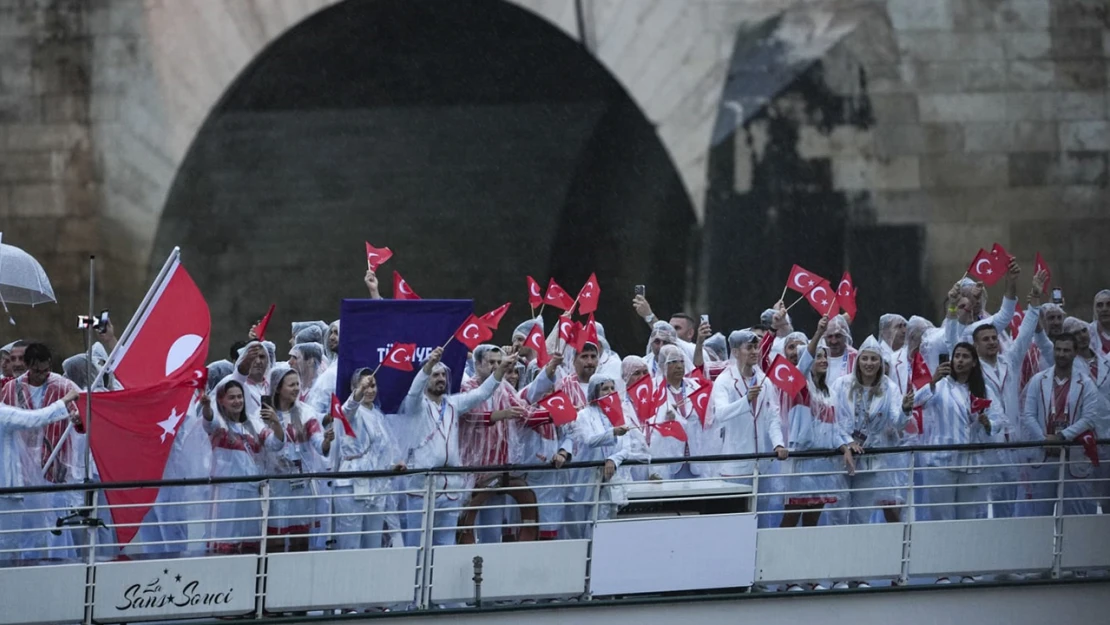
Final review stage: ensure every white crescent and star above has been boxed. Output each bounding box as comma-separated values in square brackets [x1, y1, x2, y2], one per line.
[695, 392, 708, 412]
[975, 258, 993, 275]
[527, 333, 543, 350]
[530, 283, 541, 298]
[156, 407, 183, 444]
[773, 363, 791, 382]
[389, 348, 408, 364]
[810, 285, 830, 305]
[792, 271, 813, 290]
[838, 280, 852, 297]
[463, 324, 481, 339]
[548, 396, 567, 410]
[397, 279, 412, 295]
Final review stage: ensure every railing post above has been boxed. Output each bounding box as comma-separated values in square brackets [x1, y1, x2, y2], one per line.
[254, 481, 271, 619]
[472, 555, 484, 608]
[582, 468, 604, 600]
[751, 461, 760, 518]
[82, 486, 101, 625]
[1051, 452, 1066, 579]
[417, 473, 437, 609]
[899, 453, 914, 586]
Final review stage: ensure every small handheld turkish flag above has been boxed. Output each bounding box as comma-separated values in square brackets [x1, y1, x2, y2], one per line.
[251, 304, 275, 342]
[329, 394, 355, 437]
[544, 278, 575, 311]
[758, 330, 775, 373]
[970, 394, 992, 415]
[991, 243, 1012, 270]
[836, 272, 858, 321]
[524, 323, 550, 368]
[365, 242, 393, 271]
[1033, 251, 1051, 292]
[575, 315, 600, 351]
[480, 302, 511, 331]
[538, 391, 578, 426]
[911, 351, 932, 390]
[967, 249, 1003, 286]
[576, 273, 601, 315]
[1010, 302, 1025, 340]
[1076, 430, 1100, 467]
[454, 315, 493, 351]
[381, 343, 416, 372]
[768, 355, 806, 396]
[597, 391, 625, 427]
[689, 383, 713, 427]
[651, 421, 688, 443]
[627, 374, 655, 421]
[804, 280, 839, 316]
[393, 271, 421, 300]
[557, 316, 577, 348]
[786, 264, 826, 295]
[527, 276, 544, 309]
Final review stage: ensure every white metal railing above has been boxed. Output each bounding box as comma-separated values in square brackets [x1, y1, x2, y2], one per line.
[0, 441, 1106, 623]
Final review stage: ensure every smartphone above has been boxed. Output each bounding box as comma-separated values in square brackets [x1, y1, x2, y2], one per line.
[634, 284, 646, 297]
[1051, 287, 1064, 305]
[701, 314, 709, 325]
[938, 353, 950, 365]
[97, 310, 110, 334]
[260, 396, 274, 409]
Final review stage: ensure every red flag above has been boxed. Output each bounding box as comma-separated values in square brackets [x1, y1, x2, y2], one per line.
[576, 273, 601, 315]
[911, 351, 932, 390]
[991, 243, 1012, 270]
[526, 276, 544, 309]
[557, 316, 578, 348]
[596, 391, 625, 427]
[186, 367, 208, 395]
[479, 302, 511, 330]
[768, 355, 806, 396]
[329, 394, 355, 437]
[454, 315, 493, 351]
[970, 394, 992, 415]
[1077, 430, 1101, 468]
[967, 248, 1003, 286]
[1033, 251, 1051, 293]
[757, 330, 775, 373]
[1010, 302, 1025, 340]
[650, 383, 668, 412]
[393, 271, 420, 300]
[786, 264, 826, 295]
[575, 315, 599, 352]
[686, 367, 709, 386]
[836, 272, 858, 320]
[103, 255, 211, 389]
[77, 362, 206, 545]
[689, 382, 712, 427]
[365, 242, 393, 271]
[543, 278, 575, 311]
[538, 391, 578, 426]
[651, 420, 688, 443]
[804, 280, 838, 316]
[627, 374, 655, 421]
[382, 343, 416, 372]
[251, 304, 275, 342]
[524, 324, 550, 368]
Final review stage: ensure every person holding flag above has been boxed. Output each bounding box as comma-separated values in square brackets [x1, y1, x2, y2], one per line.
[823, 315, 858, 383]
[1089, 290, 1110, 356]
[643, 345, 712, 480]
[564, 374, 636, 537]
[618, 356, 653, 482]
[915, 343, 1003, 531]
[200, 379, 278, 554]
[326, 369, 405, 550]
[397, 346, 516, 546]
[229, 341, 275, 416]
[710, 330, 788, 493]
[943, 259, 1019, 354]
[644, 321, 694, 378]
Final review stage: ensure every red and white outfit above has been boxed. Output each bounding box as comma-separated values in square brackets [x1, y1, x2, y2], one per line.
[268, 401, 325, 540]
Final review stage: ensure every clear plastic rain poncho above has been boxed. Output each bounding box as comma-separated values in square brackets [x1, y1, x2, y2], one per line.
[289, 342, 327, 403]
[331, 368, 400, 505]
[645, 321, 693, 377]
[266, 368, 327, 535]
[703, 333, 727, 362]
[879, 313, 907, 349]
[207, 360, 234, 394]
[563, 374, 630, 511]
[292, 321, 328, 347]
[323, 320, 340, 364]
[62, 353, 90, 390]
[229, 340, 276, 416]
[1089, 290, 1110, 355]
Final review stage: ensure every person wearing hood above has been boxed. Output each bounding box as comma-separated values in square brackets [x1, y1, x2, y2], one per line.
[943, 262, 1019, 357]
[822, 315, 858, 383]
[230, 341, 274, 416]
[509, 317, 544, 387]
[762, 304, 795, 361]
[1019, 333, 1106, 517]
[200, 378, 280, 553]
[830, 336, 914, 528]
[618, 356, 654, 482]
[644, 321, 694, 379]
[290, 321, 327, 348]
[0, 341, 14, 381]
[879, 314, 909, 388]
[916, 343, 1003, 530]
[397, 347, 515, 546]
[710, 330, 788, 495]
[1089, 290, 1110, 356]
[564, 374, 635, 538]
[288, 343, 327, 404]
[326, 369, 404, 549]
[264, 367, 327, 553]
[970, 276, 1046, 519]
[642, 345, 714, 481]
[459, 345, 528, 544]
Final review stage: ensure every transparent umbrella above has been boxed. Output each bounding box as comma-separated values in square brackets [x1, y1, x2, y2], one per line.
[0, 234, 57, 310]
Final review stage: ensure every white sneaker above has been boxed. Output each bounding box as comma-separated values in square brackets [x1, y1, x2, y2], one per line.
[811, 583, 828, 591]
[786, 584, 805, 592]
[832, 581, 849, 590]
[936, 577, 952, 584]
[856, 581, 871, 589]
[960, 576, 976, 584]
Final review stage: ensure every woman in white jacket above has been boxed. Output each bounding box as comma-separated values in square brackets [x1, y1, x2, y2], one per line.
[916, 342, 1002, 524]
[326, 369, 404, 550]
[565, 374, 633, 537]
[264, 368, 326, 553]
[201, 380, 278, 554]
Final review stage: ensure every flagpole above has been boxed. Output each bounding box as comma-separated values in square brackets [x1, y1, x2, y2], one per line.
[779, 284, 788, 303]
[92, 247, 180, 387]
[783, 294, 808, 313]
[83, 255, 96, 502]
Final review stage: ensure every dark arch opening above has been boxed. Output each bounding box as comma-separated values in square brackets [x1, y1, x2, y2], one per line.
[154, 0, 696, 356]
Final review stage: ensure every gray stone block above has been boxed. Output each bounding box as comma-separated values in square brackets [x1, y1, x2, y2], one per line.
[869, 94, 920, 123]
[1006, 92, 1058, 120]
[919, 93, 1009, 122]
[1007, 60, 1057, 89]
[3, 122, 87, 151]
[920, 153, 1009, 188]
[1050, 0, 1110, 30]
[1060, 120, 1110, 149]
[1008, 151, 1108, 185]
[1052, 29, 1105, 59]
[1056, 91, 1106, 120]
[40, 94, 89, 122]
[888, 0, 955, 31]
[875, 123, 963, 156]
[899, 32, 1006, 62]
[832, 156, 921, 190]
[1003, 32, 1053, 59]
[1056, 60, 1107, 89]
[0, 93, 39, 122]
[963, 122, 1060, 152]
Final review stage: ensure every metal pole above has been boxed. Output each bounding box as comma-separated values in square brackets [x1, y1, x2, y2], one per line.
[83, 255, 95, 485]
[581, 470, 605, 600]
[81, 484, 101, 625]
[1051, 452, 1066, 579]
[418, 474, 437, 609]
[255, 481, 271, 619]
[899, 455, 914, 586]
[471, 555, 483, 608]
